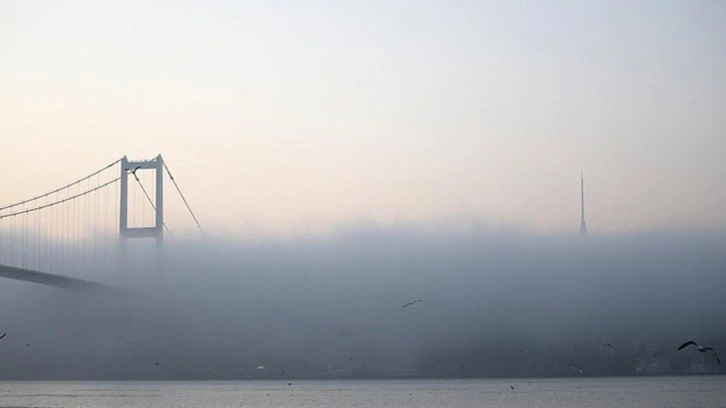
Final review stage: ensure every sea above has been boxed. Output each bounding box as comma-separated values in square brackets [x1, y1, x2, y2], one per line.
[0, 376, 724, 407]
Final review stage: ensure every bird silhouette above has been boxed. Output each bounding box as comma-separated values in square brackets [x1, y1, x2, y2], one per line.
[677, 341, 720, 365]
[153, 362, 160, 367]
[401, 299, 423, 308]
[0, 333, 6, 340]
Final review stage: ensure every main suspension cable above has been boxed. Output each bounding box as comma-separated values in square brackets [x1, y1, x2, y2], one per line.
[162, 161, 204, 234]
[0, 178, 121, 219]
[0, 158, 122, 212]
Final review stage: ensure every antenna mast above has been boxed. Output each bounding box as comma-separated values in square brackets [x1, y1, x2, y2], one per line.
[580, 172, 588, 236]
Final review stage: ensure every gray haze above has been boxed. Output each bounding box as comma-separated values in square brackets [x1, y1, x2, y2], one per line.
[0, 225, 724, 379]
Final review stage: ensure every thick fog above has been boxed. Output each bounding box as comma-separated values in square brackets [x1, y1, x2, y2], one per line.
[0, 224, 724, 379]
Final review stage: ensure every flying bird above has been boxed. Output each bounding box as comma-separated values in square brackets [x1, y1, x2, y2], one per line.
[401, 299, 423, 308]
[0, 333, 6, 340]
[677, 341, 721, 365]
[153, 362, 160, 367]
[603, 343, 613, 349]
[510, 385, 515, 390]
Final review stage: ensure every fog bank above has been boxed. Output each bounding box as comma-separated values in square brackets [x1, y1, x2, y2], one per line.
[0, 225, 723, 379]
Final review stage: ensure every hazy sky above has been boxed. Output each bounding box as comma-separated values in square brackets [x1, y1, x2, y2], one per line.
[2, 1, 725, 236]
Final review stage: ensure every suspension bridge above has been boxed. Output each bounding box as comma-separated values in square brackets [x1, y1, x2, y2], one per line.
[0, 155, 203, 292]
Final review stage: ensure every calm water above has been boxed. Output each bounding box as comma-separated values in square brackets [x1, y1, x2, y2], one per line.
[0, 377, 724, 408]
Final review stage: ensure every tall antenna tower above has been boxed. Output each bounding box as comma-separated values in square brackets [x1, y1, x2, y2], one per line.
[580, 172, 588, 236]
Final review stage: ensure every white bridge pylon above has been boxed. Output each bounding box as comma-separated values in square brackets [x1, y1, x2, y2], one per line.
[120, 154, 164, 254]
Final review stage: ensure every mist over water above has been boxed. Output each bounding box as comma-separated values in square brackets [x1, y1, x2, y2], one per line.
[0, 224, 724, 379]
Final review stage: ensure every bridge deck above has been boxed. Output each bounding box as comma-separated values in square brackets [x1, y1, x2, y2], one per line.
[0, 263, 126, 293]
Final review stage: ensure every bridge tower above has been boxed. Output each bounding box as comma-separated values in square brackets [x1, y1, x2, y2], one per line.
[119, 155, 164, 256]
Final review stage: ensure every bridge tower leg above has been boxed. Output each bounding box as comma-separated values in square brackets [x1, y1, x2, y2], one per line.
[119, 155, 164, 283]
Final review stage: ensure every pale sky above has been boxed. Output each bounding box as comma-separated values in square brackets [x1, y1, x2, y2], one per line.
[1, 1, 725, 236]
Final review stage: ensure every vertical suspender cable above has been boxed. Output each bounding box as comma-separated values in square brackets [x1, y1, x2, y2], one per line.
[71, 188, 75, 277]
[10, 214, 14, 266]
[61, 194, 65, 275]
[0, 214, 3, 264]
[23, 206, 27, 268]
[35, 200, 40, 271]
